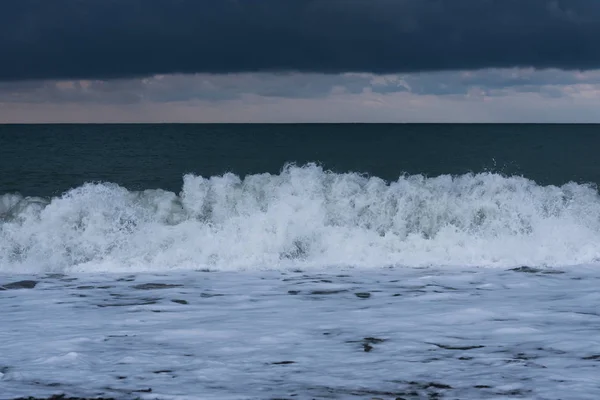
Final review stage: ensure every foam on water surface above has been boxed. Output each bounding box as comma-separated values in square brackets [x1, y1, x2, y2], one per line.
[2, 164, 600, 273]
[3, 165, 600, 398]
[1, 266, 600, 399]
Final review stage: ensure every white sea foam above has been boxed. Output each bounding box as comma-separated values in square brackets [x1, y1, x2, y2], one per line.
[2, 164, 600, 272]
[2, 268, 600, 399]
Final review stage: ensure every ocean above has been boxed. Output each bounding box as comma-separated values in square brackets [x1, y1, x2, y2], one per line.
[1, 124, 600, 399]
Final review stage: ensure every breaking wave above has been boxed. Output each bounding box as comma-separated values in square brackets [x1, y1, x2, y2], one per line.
[2, 164, 600, 272]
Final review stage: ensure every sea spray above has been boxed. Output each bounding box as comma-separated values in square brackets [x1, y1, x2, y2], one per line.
[2, 164, 600, 272]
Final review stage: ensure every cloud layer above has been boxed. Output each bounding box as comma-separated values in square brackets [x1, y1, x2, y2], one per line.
[3, 69, 600, 123]
[3, 69, 600, 104]
[2, 0, 600, 81]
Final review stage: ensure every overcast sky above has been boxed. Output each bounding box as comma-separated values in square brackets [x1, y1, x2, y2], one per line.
[2, 0, 600, 123]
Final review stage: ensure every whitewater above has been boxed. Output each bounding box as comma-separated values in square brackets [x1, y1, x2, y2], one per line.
[2, 164, 600, 272]
[2, 165, 600, 399]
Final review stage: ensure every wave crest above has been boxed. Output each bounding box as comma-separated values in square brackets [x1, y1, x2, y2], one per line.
[2, 164, 600, 272]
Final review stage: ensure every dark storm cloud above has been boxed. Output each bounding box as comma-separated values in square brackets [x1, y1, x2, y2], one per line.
[2, 0, 600, 81]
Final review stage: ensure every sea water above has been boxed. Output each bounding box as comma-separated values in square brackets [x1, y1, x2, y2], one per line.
[1, 124, 600, 399]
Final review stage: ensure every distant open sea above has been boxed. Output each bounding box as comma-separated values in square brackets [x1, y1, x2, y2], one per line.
[3, 124, 600, 197]
[2, 124, 600, 399]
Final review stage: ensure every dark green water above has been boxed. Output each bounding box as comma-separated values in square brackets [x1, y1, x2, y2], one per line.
[1, 123, 599, 197]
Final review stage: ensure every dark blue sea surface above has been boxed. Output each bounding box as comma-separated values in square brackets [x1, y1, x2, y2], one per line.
[2, 124, 599, 197]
